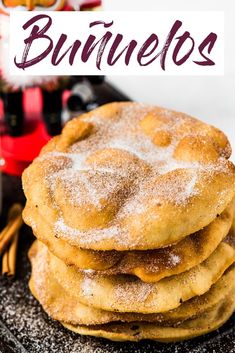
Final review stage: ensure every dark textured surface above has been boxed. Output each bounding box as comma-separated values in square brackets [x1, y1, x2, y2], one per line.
[0, 83, 234, 352]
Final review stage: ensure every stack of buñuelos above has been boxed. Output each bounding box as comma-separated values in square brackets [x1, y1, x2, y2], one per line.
[23, 102, 235, 342]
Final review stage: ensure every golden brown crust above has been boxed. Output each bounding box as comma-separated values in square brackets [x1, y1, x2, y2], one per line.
[28, 240, 235, 326]
[48, 234, 235, 314]
[24, 102, 235, 343]
[62, 295, 235, 342]
[22, 102, 235, 250]
[23, 201, 234, 280]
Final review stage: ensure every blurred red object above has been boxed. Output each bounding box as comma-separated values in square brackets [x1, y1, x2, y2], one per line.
[0, 0, 102, 176]
[80, 0, 101, 10]
[0, 88, 51, 176]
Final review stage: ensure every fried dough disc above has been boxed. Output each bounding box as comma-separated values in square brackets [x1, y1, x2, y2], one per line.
[85, 202, 234, 281]
[23, 203, 121, 270]
[23, 201, 234, 281]
[22, 102, 235, 250]
[48, 235, 235, 314]
[62, 294, 235, 342]
[28, 240, 235, 326]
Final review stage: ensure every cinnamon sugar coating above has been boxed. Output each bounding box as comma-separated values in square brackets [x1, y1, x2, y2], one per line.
[28, 241, 235, 327]
[23, 200, 234, 281]
[22, 102, 235, 251]
[48, 233, 235, 314]
[62, 295, 235, 342]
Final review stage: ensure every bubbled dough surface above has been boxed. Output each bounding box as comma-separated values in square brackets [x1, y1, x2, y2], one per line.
[22, 102, 235, 250]
[28, 240, 235, 326]
[23, 200, 234, 281]
[49, 233, 235, 314]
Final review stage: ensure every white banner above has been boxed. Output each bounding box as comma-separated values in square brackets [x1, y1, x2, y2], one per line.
[9, 11, 224, 76]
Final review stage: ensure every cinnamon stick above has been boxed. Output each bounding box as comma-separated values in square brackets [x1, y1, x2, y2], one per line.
[2, 232, 19, 277]
[0, 204, 23, 256]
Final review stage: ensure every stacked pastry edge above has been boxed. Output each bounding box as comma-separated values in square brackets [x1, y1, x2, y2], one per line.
[22, 102, 235, 342]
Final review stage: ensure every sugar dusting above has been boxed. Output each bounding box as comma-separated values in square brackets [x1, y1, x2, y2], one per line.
[55, 218, 121, 241]
[114, 280, 154, 307]
[0, 234, 234, 352]
[35, 103, 232, 246]
[167, 253, 181, 267]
